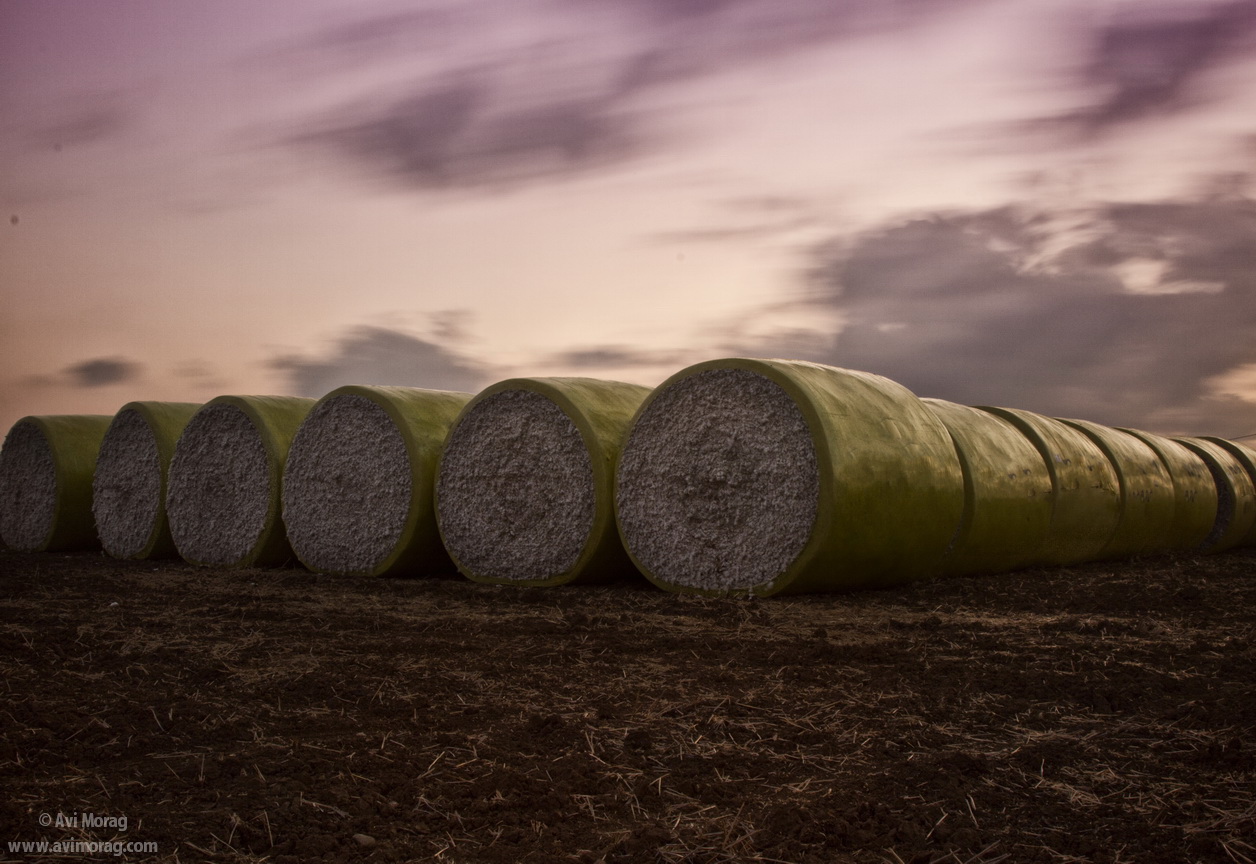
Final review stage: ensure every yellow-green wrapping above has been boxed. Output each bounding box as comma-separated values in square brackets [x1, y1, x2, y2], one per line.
[1203, 437, 1256, 548]
[621, 359, 966, 596]
[1173, 437, 1256, 553]
[439, 377, 652, 587]
[1119, 428, 1217, 552]
[1, 415, 112, 551]
[1060, 418, 1176, 559]
[185, 395, 316, 568]
[922, 399, 1053, 576]
[289, 385, 472, 576]
[978, 407, 1121, 565]
[105, 401, 203, 559]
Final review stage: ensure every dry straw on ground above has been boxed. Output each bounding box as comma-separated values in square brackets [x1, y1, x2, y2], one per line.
[4, 545, 1255, 864]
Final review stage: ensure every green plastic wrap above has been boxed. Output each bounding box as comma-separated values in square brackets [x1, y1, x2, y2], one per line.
[93, 401, 202, 559]
[616, 358, 965, 596]
[282, 385, 473, 576]
[436, 377, 653, 587]
[1203, 437, 1256, 548]
[0, 415, 112, 552]
[1172, 437, 1256, 553]
[1117, 428, 1218, 553]
[1060, 418, 1176, 559]
[978, 407, 1121, 566]
[167, 395, 316, 568]
[922, 399, 1053, 576]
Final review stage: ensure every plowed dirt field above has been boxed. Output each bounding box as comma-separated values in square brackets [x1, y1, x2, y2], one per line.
[2, 548, 1254, 863]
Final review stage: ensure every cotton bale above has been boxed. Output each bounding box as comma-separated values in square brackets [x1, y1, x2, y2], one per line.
[1172, 437, 1256, 553]
[435, 377, 652, 586]
[1202, 437, 1256, 548]
[977, 407, 1121, 566]
[1059, 418, 1176, 559]
[615, 359, 965, 596]
[282, 386, 472, 576]
[92, 401, 202, 559]
[166, 395, 315, 567]
[921, 398, 1053, 576]
[1115, 428, 1217, 552]
[0, 415, 111, 551]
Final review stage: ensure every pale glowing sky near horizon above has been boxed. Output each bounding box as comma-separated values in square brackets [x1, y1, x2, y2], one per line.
[4, 0, 1256, 437]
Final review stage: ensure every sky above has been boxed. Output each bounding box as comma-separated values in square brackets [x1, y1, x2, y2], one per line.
[4, 0, 1256, 438]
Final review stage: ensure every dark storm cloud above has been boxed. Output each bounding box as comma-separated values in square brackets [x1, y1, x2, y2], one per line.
[304, 8, 463, 56]
[64, 357, 141, 388]
[271, 326, 491, 397]
[287, 0, 983, 191]
[592, 0, 974, 67]
[29, 102, 132, 151]
[545, 345, 688, 369]
[776, 190, 1256, 433]
[291, 67, 646, 190]
[1036, 0, 1256, 138]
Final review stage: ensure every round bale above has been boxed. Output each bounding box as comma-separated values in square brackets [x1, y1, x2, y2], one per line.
[1202, 437, 1256, 548]
[282, 386, 472, 576]
[0, 415, 111, 552]
[1172, 437, 1256, 553]
[436, 377, 651, 586]
[615, 358, 965, 596]
[921, 398, 1053, 576]
[92, 402, 202, 559]
[166, 395, 315, 567]
[976, 407, 1121, 566]
[1060, 418, 1176, 559]
[1118, 428, 1217, 552]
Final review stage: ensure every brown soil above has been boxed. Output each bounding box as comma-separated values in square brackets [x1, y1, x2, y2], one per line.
[1, 548, 1254, 863]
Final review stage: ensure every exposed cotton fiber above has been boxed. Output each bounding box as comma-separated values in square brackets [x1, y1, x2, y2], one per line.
[167, 403, 272, 566]
[615, 368, 819, 592]
[92, 402, 201, 560]
[92, 408, 161, 559]
[437, 389, 596, 581]
[0, 415, 111, 552]
[283, 394, 412, 574]
[0, 421, 58, 551]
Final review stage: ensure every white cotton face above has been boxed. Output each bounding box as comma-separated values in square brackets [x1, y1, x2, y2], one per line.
[616, 368, 819, 591]
[167, 404, 271, 565]
[437, 389, 595, 581]
[93, 409, 163, 559]
[282, 395, 412, 574]
[0, 421, 57, 552]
